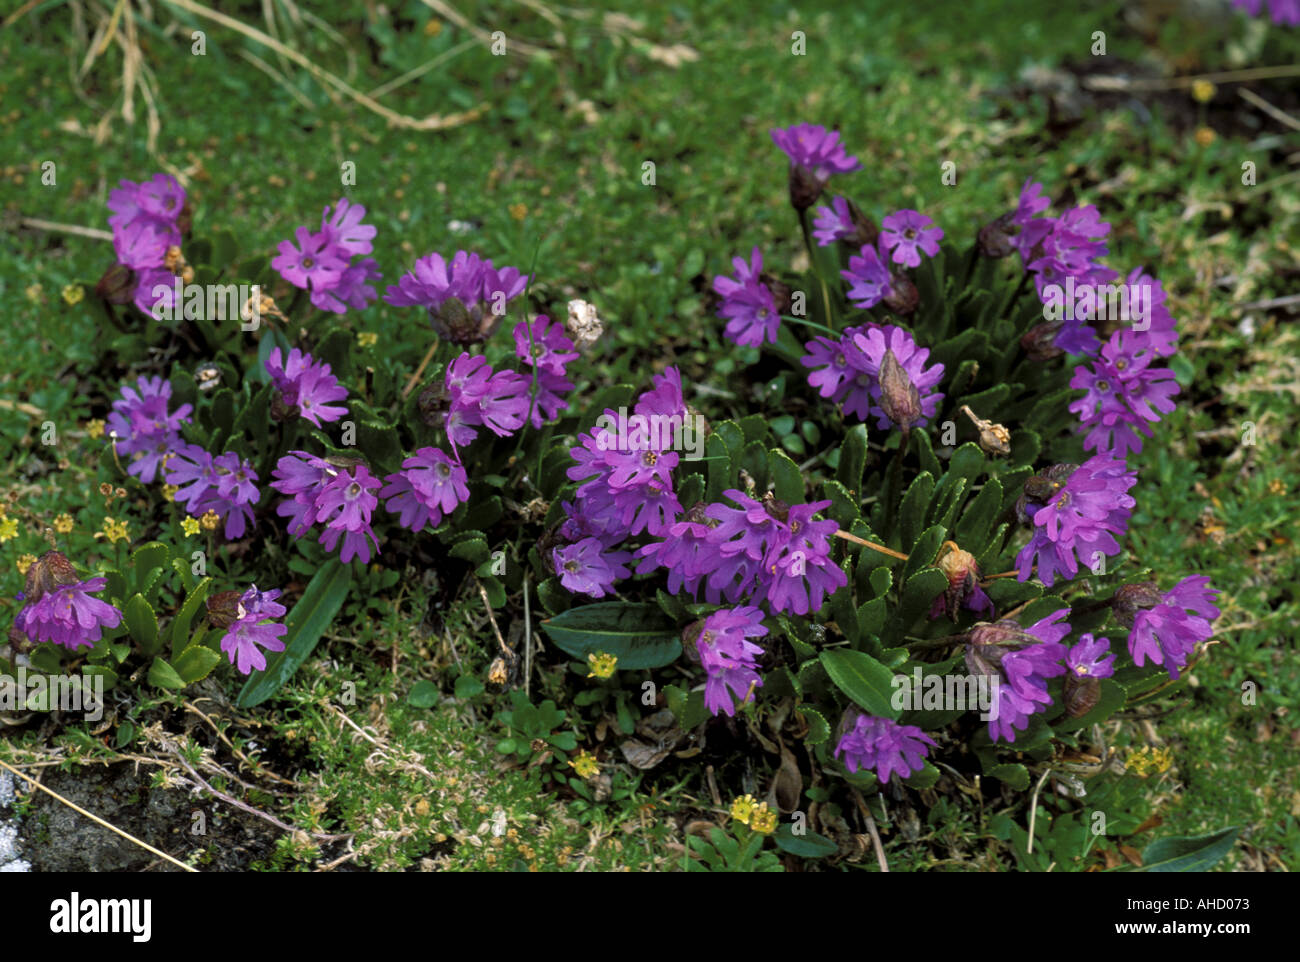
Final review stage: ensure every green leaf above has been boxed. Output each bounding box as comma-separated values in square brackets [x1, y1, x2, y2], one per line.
[773, 825, 838, 858]
[796, 706, 830, 746]
[237, 559, 354, 708]
[820, 649, 899, 719]
[903, 761, 940, 789]
[837, 424, 868, 496]
[540, 602, 681, 669]
[896, 567, 949, 631]
[705, 433, 732, 503]
[170, 576, 213, 656]
[986, 763, 1029, 790]
[769, 449, 804, 504]
[1134, 827, 1239, 872]
[898, 473, 935, 550]
[147, 657, 186, 690]
[130, 542, 169, 588]
[454, 674, 485, 699]
[122, 594, 159, 654]
[408, 680, 440, 708]
[955, 479, 1002, 553]
[665, 684, 710, 730]
[173, 646, 222, 684]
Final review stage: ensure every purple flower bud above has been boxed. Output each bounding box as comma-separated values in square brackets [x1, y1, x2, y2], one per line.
[1111, 582, 1164, 628]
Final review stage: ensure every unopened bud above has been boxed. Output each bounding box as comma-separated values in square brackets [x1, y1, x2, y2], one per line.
[24, 550, 81, 605]
[1020, 320, 1065, 361]
[878, 350, 922, 429]
[1111, 582, 1164, 628]
[978, 213, 1018, 258]
[416, 382, 450, 428]
[206, 589, 246, 630]
[961, 405, 1012, 457]
[787, 164, 824, 211]
[882, 274, 919, 315]
[95, 262, 137, 304]
[1063, 671, 1101, 718]
[1016, 463, 1076, 523]
[845, 197, 879, 248]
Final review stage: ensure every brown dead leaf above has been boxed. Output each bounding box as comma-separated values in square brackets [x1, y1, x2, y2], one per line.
[1119, 844, 1144, 867]
[619, 738, 671, 770]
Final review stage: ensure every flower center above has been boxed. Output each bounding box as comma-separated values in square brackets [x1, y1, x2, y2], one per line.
[302, 256, 315, 269]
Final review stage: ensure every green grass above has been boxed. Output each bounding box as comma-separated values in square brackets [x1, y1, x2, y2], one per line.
[2, 0, 1297, 870]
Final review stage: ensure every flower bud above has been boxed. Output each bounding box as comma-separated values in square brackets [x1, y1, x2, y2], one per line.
[1110, 582, 1164, 628]
[429, 296, 495, 345]
[416, 381, 450, 428]
[1063, 671, 1101, 718]
[764, 276, 794, 316]
[270, 391, 299, 423]
[206, 589, 246, 630]
[965, 620, 1040, 677]
[1016, 463, 1076, 523]
[878, 350, 922, 430]
[23, 551, 80, 605]
[937, 546, 982, 621]
[882, 273, 919, 315]
[787, 164, 825, 211]
[960, 405, 1011, 457]
[845, 197, 879, 249]
[1020, 320, 1065, 361]
[681, 619, 705, 664]
[977, 213, 1018, 258]
[95, 262, 137, 305]
[761, 491, 790, 524]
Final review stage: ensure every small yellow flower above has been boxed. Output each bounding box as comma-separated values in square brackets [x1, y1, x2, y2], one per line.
[15, 553, 36, 575]
[161, 484, 179, 502]
[24, 283, 43, 304]
[181, 516, 201, 537]
[1125, 745, 1175, 777]
[101, 517, 129, 544]
[508, 202, 528, 221]
[749, 802, 777, 835]
[730, 794, 757, 826]
[357, 331, 378, 348]
[52, 513, 74, 534]
[61, 284, 85, 305]
[1194, 126, 1216, 148]
[1268, 479, 1287, 497]
[1191, 80, 1216, 103]
[199, 510, 220, 531]
[586, 650, 618, 679]
[85, 419, 106, 440]
[0, 517, 19, 543]
[424, 18, 442, 36]
[569, 750, 599, 779]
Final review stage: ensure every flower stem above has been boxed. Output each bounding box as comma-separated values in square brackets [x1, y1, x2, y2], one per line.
[834, 529, 909, 561]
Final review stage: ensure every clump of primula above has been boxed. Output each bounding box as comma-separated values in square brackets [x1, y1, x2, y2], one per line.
[444, 353, 533, 459]
[10, 551, 122, 652]
[712, 248, 784, 347]
[100, 172, 191, 317]
[209, 585, 288, 675]
[769, 123, 862, 210]
[693, 606, 768, 717]
[1114, 576, 1221, 679]
[165, 444, 261, 540]
[105, 376, 193, 484]
[272, 197, 382, 314]
[1015, 456, 1136, 586]
[383, 250, 529, 344]
[834, 712, 937, 783]
[800, 323, 944, 431]
[552, 538, 632, 599]
[266, 347, 350, 428]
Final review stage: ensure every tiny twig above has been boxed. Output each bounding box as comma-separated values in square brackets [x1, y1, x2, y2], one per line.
[523, 573, 533, 698]
[850, 789, 889, 872]
[401, 338, 440, 400]
[476, 578, 511, 657]
[18, 217, 113, 241]
[0, 758, 197, 872]
[1238, 87, 1300, 133]
[835, 529, 910, 561]
[1026, 768, 1051, 855]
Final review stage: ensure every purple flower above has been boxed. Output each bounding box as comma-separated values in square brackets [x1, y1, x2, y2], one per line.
[812, 196, 857, 246]
[1124, 267, 1179, 358]
[834, 713, 936, 783]
[514, 315, 579, 376]
[1069, 329, 1180, 459]
[272, 226, 347, 290]
[841, 243, 893, 310]
[553, 538, 632, 598]
[1066, 634, 1115, 679]
[106, 376, 193, 484]
[770, 123, 862, 208]
[380, 447, 469, 532]
[1127, 576, 1221, 679]
[969, 610, 1071, 743]
[445, 352, 533, 455]
[107, 173, 185, 243]
[696, 606, 767, 717]
[384, 250, 529, 344]
[1015, 456, 1137, 587]
[713, 248, 781, 347]
[850, 324, 945, 431]
[1233, 0, 1300, 24]
[266, 347, 349, 428]
[218, 586, 288, 675]
[165, 444, 260, 540]
[13, 576, 122, 652]
[112, 218, 170, 271]
[273, 200, 381, 315]
[271, 453, 381, 563]
[1012, 179, 1051, 229]
[879, 210, 943, 268]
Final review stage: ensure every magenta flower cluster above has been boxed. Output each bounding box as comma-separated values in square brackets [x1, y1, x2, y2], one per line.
[272, 198, 382, 315]
[801, 323, 945, 430]
[218, 585, 288, 675]
[834, 713, 937, 783]
[696, 606, 768, 717]
[106, 375, 193, 484]
[106, 173, 188, 317]
[165, 444, 261, 540]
